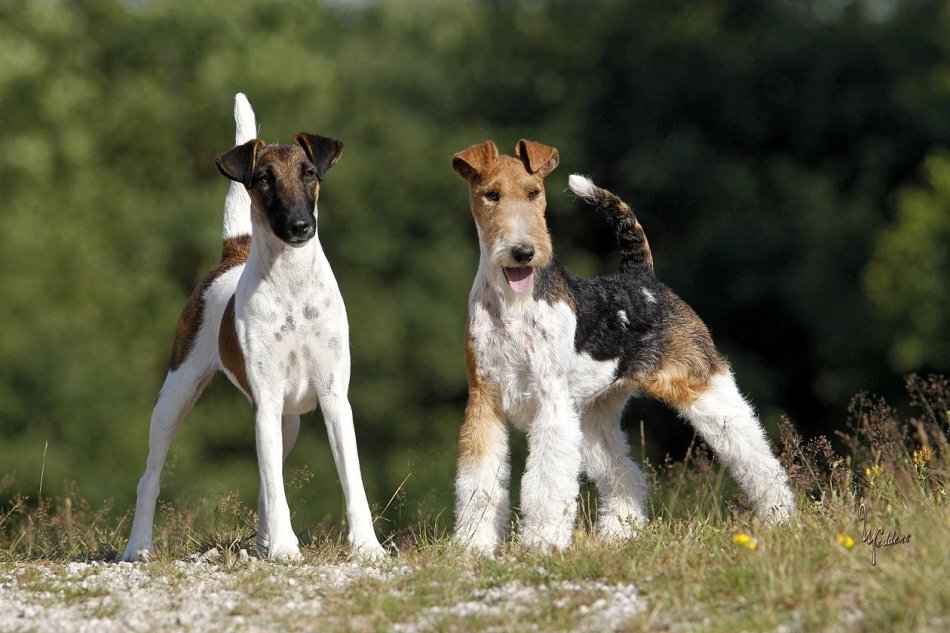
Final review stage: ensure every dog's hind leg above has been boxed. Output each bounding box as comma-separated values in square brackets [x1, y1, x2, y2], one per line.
[257, 413, 300, 553]
[678, 371, 795, 523]
[581, 392, 648, 541]
[121, 364, 213, 561]
[281, 414, 301, 458]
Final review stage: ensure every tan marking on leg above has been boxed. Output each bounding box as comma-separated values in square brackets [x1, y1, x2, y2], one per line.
[641, 361, 713, 410]
[458, 327, 505, 467]
[218, 295, 252, 399]
[637, 292, 727, 409]
[168, 235, 251, 371]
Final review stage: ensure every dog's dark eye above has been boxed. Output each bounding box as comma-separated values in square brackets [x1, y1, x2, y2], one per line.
[254, 172, 270, 187]
[528, 189, 541, 201]
[485, 191, 500, 203]
[302, 166, 317, 180]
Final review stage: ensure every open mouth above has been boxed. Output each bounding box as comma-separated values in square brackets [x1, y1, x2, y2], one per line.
[503, 266, 534, 294]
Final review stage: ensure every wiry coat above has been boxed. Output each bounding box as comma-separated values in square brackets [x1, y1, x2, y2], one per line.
[452, 141, 795, 554]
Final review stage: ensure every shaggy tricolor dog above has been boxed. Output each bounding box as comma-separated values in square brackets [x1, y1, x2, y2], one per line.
[452, 139, 795, 554]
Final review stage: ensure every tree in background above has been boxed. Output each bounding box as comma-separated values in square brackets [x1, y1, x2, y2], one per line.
[866, 152, 950, 371]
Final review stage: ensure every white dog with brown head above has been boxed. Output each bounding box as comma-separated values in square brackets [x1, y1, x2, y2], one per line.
[122, 94, 385, 562]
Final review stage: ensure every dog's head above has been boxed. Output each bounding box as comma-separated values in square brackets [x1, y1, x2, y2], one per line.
[452, 139, 558, 294]
[215, 134, 343, 246]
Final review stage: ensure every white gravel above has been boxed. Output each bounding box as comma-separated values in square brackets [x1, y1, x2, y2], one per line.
[0, 557, 403, 632]
[0, 557, 645, 632]
[390, 579, 646, 633]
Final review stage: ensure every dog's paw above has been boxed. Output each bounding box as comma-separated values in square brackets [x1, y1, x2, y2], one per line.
[598, 513, 646, 543]
[453, 521, 503, 557]
[349, 539, 388, 564]
[756, 485, 797, 525]
[758, 498, 797, 525]
[452, 531, 500, 558]
[520, 520, 573, 553]
[268, 544, 303, 562]
[119, 544, 153, 563]
[258, 536, 302, 562]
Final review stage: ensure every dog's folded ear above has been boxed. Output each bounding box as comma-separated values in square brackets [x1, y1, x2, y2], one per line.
[215, 139, 264, 188]
[515, 139, 559, 178]
[295, 133, 344, 181]
[452, 140, 499, 182]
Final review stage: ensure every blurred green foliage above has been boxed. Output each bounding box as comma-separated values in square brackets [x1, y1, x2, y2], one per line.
[866, 152, 950, 370]
[0, 0, 947, 529]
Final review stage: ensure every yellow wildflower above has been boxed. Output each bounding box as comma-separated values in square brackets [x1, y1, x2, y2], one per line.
[865, 464, 885, 491]
[912, 448, 934, 480]
[836, 533, 855, 549]
[732, 533, 758, 550]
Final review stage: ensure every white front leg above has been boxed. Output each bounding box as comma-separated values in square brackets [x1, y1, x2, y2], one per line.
[454, 400, 510, 556]
[255, 397, 301, 561]
[257, 414, 301, 553]
[319, 393, 386, 561]
[519, 393, 582, 551]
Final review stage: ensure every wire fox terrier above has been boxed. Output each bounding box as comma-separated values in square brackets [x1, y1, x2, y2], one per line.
[121, 94, 385, 562]
[452, 139, 795, 554]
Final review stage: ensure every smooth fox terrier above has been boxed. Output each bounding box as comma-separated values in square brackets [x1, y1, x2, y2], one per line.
[451, 139, 795, 554]
[121, 94, 385, 562]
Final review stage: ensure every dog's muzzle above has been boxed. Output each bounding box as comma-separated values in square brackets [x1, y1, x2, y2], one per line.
[288, 218, 313, 240]
[274, 215, 316, 245]
[511, 244, 535, 264]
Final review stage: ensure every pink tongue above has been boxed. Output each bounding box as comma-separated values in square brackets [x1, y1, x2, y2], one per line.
[504, 266, 534, 293]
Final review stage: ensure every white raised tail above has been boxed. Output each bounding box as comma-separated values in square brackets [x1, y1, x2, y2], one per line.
[222, 93, 257, 239]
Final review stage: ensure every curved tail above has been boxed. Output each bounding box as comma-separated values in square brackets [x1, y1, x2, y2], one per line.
[568, 174, 654, 274]
[221, 93, 257, 243]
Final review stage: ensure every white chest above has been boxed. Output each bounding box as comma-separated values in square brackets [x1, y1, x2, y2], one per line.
[468, 283, 620, 427]
[238, 273, 347, 415]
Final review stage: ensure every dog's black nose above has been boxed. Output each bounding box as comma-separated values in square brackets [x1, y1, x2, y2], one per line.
[511, 244, 535, 264]
[288, 219, 311, 238]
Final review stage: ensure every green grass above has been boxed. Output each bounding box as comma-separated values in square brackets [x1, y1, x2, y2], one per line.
[1, 375, 947, 632]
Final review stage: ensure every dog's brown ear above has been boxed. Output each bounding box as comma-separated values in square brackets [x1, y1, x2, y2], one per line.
[515, 139, 559, 178]
[215, 139, 264, 187]
[452, 140, 499, 182]
[295, 133, 344, 181]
